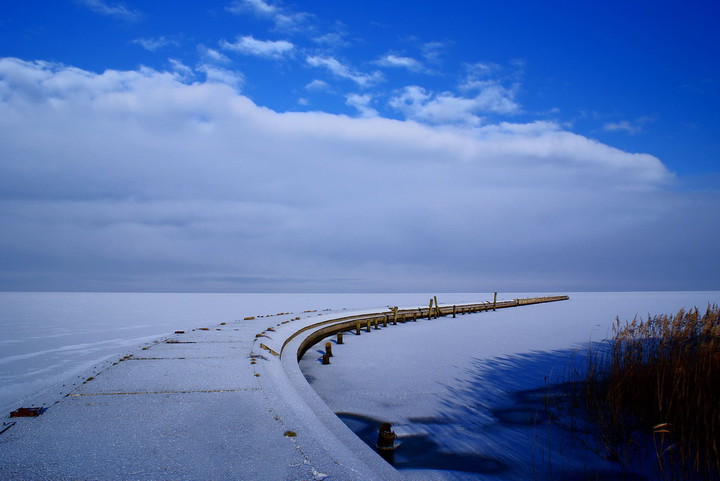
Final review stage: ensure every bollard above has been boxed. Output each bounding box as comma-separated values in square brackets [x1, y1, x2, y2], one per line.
[355, 322, 361, 335]
[337, 332, 344, 344]
[376, 422, 397, 451]
[322, 353, 331, 365]
[325, 341, 333, 357]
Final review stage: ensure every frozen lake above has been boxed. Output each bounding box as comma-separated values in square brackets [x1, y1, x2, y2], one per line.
[0, 292, 473, 410]
[2, 291, 718, 479]
[299, 291, 720, 480]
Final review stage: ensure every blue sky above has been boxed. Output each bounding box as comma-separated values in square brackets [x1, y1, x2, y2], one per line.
[0, 0, 719, 292]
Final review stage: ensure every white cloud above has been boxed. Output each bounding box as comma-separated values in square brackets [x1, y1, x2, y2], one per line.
[421, 41, 450, 63]
[345, 93, 378, 118]
[77, 0, 142, 21]
[226, 0, 309, 31]
[220, 35, 294, 59]
[388, 86, 484, 126]
[196, 64, 244, 90]
[306, 56, 383, 88]
[603, 117, 654, 135]
[305, 79, 331, 92]
[376, 54, 424, 72]
[132, 36, 179, 52]
[312, 31, 350, 49]
[2, 58, 716, 292]
[168, 59, 194, 81]
[198, 46, 231, 65]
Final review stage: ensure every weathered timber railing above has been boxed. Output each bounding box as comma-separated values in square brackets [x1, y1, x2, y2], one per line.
[281, 295, 569, 361]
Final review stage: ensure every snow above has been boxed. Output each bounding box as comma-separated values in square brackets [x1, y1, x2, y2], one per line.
[0, 292, 453, 410]
[299, 291, 720, 480]
[1, 291, 719, 480]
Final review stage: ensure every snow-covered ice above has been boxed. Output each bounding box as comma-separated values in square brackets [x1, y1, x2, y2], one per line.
[300, 291, 720, 480]
[2, 291, 719, 480]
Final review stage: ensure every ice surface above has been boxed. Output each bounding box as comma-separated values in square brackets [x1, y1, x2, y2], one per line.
[300, 291, 720, 480]
[0, 292, 453, 410]
[2, 291, 719, 480]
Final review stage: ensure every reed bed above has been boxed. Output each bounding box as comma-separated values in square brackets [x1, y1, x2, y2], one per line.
[582, 304, 720, 480]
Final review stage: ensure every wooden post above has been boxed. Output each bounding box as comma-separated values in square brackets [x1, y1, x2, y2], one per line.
[355, 322, 361, 335]
[337, 332, 344, 344]
[383, 315, 388, 328]
[325, 341, 333, 357]
[493, 292, 497, 311]
[374, 318, 380, 330]
[452, 305, 456, 318]
[392, 306, 398, 325]
[366, 320, 371, 332]
[322, 352, 331, 364]
[433, 296, 439, 318]
[427, 299, 433, 320]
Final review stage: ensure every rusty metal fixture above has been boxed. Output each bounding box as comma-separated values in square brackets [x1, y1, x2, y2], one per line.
[376, 422, 397, 451]
[10, 407, 44, 418]
[324, 341, 333, 357]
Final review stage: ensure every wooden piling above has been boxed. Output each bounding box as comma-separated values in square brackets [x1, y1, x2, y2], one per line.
[337, 332, 344, 344]
[322, 353, 331, 364]
[325, 341, 333, 357]
[355, 322, 361, 335]
[452, 305, 456, 318]
[493, 292, 497, 311]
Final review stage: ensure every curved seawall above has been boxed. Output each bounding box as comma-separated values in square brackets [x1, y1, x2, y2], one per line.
[0, 296, 567, 480]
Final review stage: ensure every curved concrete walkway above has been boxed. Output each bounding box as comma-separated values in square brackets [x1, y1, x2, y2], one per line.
[0, 297, 566, 480]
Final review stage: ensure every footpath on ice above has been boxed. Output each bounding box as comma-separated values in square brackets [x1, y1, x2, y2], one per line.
[0, 296, 566, 480]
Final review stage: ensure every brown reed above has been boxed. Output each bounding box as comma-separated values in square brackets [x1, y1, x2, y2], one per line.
[582, 304, 720, 480]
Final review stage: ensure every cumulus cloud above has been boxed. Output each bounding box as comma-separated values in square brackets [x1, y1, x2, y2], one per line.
[306, 55, 383, 88]
[196, 64, 244, 90]
[77, 0, 142, 21]
[388, 62, 520, 126]
[376, 54, 424, 72]
[226, 0, 309, 31]
[345, 93, 378, 118]
[305, 79, 331, 92]
[0, 58, 717, 292]
[198, 46, 231, 65]
[132, 36, 179, 52]
[604, 116, 655, 135]
[220, 35, 294, 59]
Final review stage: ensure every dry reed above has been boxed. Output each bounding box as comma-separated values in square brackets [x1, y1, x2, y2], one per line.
[582, 304, 720, 480]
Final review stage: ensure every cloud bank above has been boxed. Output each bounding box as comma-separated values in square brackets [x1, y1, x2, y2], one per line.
[0, 58, 717, 292]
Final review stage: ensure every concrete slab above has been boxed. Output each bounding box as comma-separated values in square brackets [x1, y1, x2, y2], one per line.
[0, 390, 307, 480]
[72, 357, 258, 394]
